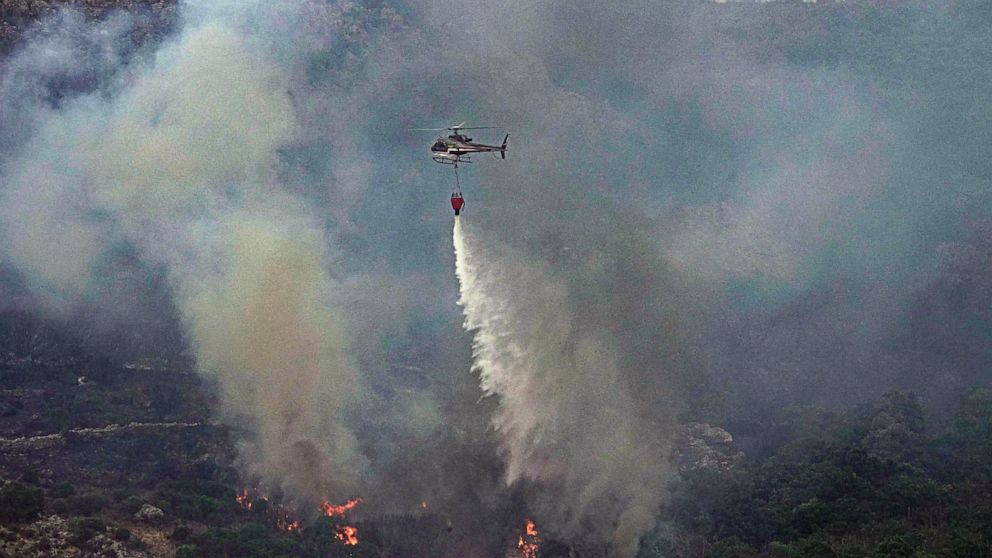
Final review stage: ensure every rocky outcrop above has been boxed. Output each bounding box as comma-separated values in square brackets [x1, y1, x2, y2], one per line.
[0, 421, 206, 453]
[0, 515, 151, 557]
[134, 504, 164, 523]
[673, 423, 745, 473]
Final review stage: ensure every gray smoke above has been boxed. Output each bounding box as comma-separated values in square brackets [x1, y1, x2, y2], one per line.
[0, 6, 366, 503]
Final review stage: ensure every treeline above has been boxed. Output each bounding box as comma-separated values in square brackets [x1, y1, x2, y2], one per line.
[640, 389, 992, 558]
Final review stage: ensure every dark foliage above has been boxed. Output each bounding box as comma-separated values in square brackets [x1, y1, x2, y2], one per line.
[67, 516, 106, 545]
[653, 389, 992, 557]
[48, 481, 75, 498]
[154, 480, 233, 523]
[59, 492, 112, 516]
[0, 481, 44, 523]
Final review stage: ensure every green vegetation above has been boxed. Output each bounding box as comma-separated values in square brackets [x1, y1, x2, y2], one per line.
[644, 389, 992, 557]
[154, 479, 235, 522]
[67, 517, 106, 545]
[174, 519, 381, 558]
[0, 482, 44, 523]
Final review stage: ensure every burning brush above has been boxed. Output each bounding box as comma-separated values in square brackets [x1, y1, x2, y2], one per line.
[235, 488, 301, 532]
[236, 489, 364, 544]
[517, 519, 540, 558]
[320, 497, 363, 546]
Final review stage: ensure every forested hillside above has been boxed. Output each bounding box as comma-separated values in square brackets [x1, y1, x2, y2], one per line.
[644, 391, 992, 558]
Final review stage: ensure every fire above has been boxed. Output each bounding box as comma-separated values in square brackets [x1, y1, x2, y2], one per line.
[420, 500, 428, 509]
[319, 497, 362, 545]
[234, 491, 365, 542]
[319, 497, 363, 517]
[336, 525, 359, 545]
[236, 488, 269, 511]
[236, 489, 251, 509]
[517, 519, 540, 558]
[236, 488, 300, 533]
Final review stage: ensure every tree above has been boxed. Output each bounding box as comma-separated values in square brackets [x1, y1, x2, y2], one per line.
[0, 482, 44, 522]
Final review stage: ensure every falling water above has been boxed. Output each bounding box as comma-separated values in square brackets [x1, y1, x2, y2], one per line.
[452, 215, 671, 557]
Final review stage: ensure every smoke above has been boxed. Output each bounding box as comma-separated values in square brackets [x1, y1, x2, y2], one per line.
[2, 0, 992, 554]
[0, 8, 365, 503]
[454, 216, 673, 556]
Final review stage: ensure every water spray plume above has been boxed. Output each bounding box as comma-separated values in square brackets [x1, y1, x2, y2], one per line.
[453, 214, 670, 557]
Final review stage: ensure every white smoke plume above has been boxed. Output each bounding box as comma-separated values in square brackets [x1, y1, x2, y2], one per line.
[0, 10, 365, 503]
[454, 216, 672, 557]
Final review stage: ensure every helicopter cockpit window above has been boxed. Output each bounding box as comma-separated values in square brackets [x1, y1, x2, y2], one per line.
[432, 140, 446, 151]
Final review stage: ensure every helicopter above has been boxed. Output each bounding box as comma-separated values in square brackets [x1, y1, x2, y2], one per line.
[411, 123, 508, 215]
[412, 123, 509, 165]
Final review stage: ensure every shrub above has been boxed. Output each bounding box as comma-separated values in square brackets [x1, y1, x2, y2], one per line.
[0, 482, 44, 522]
[49, 482, 75, 498]
[172, 524, 192, 542]
[66, 492, 110, 515]
[121, 495, 144, 514]
[67, 517, 106, 545]
[50, 498, 69, 514]
[20, 469, 40, 485]
[113, 527, 132, 542]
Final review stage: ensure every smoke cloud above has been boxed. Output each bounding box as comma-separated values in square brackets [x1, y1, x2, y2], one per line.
[0, 8, 365, 504]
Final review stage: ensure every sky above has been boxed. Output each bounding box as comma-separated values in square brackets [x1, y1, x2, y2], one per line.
[0, 1, 990, 555]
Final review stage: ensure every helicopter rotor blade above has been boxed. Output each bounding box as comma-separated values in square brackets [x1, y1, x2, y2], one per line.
[411, 123, 503, 131]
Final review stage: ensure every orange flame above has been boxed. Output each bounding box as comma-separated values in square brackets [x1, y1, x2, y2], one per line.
[236, 488, 268, 511]
[319, 497, 363, 517]
[420, 500, 428, 509]
[336, 525, 359, 545]
[320, 497, 362, 545]
[237, 488, 301, 533]
[236, 489, 251, 510]
[518, 519, 539, 558]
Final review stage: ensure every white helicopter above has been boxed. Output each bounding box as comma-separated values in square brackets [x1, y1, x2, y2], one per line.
[411, 123, 508, 216]
[412, 123, 509, 165]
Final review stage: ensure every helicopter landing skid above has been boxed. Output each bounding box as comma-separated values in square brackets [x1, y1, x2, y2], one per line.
[433, 156, 472, 165]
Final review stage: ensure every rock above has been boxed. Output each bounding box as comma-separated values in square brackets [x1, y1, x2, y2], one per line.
[0, 515, 72, 557]
[674, 422, 745, 473]
[134, 503, 164, 522]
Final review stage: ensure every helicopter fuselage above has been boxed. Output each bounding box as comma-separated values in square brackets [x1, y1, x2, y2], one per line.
[431, 133, 508, 164]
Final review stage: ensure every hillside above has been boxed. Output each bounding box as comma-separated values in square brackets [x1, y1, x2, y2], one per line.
[0, 0, 177, 55]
